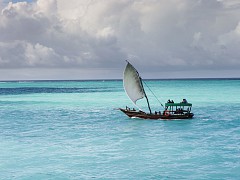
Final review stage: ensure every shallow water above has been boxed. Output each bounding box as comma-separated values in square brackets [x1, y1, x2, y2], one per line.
[0, 79, 240, 179]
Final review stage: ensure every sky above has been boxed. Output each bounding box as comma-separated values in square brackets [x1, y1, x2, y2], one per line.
[0, 0, 240, 80]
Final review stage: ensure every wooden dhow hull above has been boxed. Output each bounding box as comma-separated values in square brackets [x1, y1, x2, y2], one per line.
[119, 108, 194, 120]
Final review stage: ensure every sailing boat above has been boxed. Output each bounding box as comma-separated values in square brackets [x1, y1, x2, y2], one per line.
[119, 61, 194, 120]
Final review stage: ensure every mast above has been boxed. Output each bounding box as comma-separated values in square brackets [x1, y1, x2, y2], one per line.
[139, 77, 152, 114]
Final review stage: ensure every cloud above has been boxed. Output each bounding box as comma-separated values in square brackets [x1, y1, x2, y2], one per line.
[0, 0, 240, 79]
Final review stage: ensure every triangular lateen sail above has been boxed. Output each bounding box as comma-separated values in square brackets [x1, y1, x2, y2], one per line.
[123, 62, 146, 105]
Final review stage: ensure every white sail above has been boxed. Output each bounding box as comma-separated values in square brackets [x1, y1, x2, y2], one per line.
[123, 62, 146, 104]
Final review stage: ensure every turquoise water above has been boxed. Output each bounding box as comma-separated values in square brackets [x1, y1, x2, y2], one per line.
[0, 79, 240, 179]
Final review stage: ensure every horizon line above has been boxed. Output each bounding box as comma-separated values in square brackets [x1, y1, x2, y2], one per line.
[0, 77, 240, 82]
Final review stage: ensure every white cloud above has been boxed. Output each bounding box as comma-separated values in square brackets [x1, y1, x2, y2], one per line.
[25, 43, 60, 66]
[37, 0, 57, 15]
[0, 0, 240, 80]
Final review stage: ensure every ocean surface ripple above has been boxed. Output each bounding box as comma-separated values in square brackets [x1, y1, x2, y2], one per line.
[0, 79, 240, 179]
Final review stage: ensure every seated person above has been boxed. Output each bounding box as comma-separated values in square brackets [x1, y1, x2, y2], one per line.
[182, 99, 188, 103]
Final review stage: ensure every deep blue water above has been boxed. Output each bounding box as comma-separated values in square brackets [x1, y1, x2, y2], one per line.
[0, 79, 240, 179]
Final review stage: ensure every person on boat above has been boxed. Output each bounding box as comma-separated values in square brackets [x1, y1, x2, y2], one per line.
[126, 106, 131, 111]
[167, 99, 174, 103]
[182, 99, 188, 103]
[180, 108, 184, 114]
[175, 108, 179, 114]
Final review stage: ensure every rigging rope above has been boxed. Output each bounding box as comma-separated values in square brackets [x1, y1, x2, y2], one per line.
[143, 80, 165, 109]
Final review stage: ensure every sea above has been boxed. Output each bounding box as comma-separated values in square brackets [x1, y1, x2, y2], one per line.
[0, 79, 239, 179]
